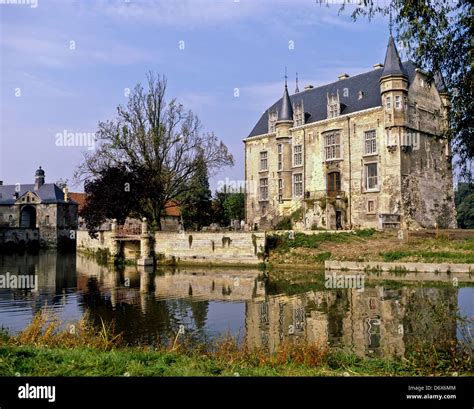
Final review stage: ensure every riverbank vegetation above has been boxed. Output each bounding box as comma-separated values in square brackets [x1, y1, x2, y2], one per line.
[0, 312, 471, 377]
[267, 229, 474, 267]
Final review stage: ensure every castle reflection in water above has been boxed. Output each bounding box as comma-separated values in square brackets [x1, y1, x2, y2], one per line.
[0, 252, 470, 359]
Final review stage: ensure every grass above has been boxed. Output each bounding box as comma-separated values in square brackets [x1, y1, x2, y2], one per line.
[0, 310, 471, 377]
[267, 229, 375, 253]
[380, 249, 474, 263]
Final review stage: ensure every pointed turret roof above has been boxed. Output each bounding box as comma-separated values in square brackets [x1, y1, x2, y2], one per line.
[277, 81, 293, 122]
[381, 35, 406, 79]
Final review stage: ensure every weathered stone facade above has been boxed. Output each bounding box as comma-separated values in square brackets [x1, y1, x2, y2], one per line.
[0, 167, 78, 248]
[244, 36, 456, 230]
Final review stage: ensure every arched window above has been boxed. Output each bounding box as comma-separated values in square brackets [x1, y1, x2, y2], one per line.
[327, 172, 341, 196]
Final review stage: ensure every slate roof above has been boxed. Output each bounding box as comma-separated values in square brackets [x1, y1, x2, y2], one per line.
[277, 84, 293, 122]
[247, 61, 417, 138]
[381, 35, 406, 78]
[0, 183, 77, 205]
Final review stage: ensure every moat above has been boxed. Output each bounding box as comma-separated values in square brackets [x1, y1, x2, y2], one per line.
[0, 251, 472, 358]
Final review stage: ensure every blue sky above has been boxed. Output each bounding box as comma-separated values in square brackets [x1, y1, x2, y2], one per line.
[0, 0, 394, 192]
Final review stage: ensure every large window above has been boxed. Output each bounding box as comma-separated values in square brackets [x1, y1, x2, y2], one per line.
[325, 132, 341, 160]
[293, 144, 302, 166]
[293, 174, 303, 197]
[277, 144, 283, 170]
[259, 151, 268, 171]
[327, 172, 341, 196]
[365, 163, 378, 190]
[259, 178, 268, 200]
[364, 130, 377, 155]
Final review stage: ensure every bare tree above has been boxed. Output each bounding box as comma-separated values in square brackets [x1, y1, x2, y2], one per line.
[75, 72, 234, 230]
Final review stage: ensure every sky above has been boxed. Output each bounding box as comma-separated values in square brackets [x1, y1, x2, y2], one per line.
[0, 0, 394, 192]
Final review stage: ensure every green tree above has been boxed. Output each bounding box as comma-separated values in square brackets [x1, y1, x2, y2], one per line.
[180, 152, 212, 230]
[75, 72, 233, 230]
[80, 165, 144, 238]
[223, 192, 245, 222]
[455, 183, 474, 228]
[342, 0, 472, 179]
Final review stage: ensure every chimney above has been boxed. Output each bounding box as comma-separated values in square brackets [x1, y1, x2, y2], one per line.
[63, 186, 69, 202]
[304, 84, 314, 90]
[373, 63, 384, 70]
[0, 181, 3, 185]
[338, 73, 350, 80]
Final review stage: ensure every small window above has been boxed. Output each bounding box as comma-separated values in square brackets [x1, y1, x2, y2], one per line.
[364, 130, 377, 155]
[259, 151, 268, 171]
[403, 96, 407, 110]
[293, 144, 302, 166]
[386, 96, 391, 109]
[277, 144, 283, 170]
[278, 179, 283, 202]
[45, 215, 50, 225]
[259, 178, 268, 200]
[395, 95, 401, 109]
[358, 91, 364, 100]
[293, 173, 303, 197]
[367, 200, 376, 214]
[365, 163, 378, 190]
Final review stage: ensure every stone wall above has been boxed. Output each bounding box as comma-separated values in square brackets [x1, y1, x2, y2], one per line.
[154, 231, 266, 265]
[77, 230, 267, 265]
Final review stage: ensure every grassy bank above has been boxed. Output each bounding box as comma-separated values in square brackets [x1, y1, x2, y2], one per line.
[267, 229, 474, 267]
[0, 312, 471, 377]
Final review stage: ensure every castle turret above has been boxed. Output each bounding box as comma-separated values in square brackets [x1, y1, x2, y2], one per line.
[379, 35, 409, 147]
[34, 166, 45, 191]
[275, 77, 294, 202]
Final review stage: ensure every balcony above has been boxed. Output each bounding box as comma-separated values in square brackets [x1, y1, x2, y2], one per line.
[304, 190, 346, 201]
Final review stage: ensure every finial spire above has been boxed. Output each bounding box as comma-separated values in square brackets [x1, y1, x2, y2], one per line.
[295, 72, 300, 93]
[389, 5, 393, 36]
[284, 66, 288, 87]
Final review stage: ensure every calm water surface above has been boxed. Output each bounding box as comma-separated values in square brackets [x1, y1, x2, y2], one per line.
[0, 251, 472, 358]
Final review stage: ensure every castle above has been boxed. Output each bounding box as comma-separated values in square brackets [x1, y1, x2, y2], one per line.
[0, 167, 78, 249]
[244, 35, 456, 231]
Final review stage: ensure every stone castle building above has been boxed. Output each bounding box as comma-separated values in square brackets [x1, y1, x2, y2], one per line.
[244, 35, 456, 230]
[0, 167, 78, 248]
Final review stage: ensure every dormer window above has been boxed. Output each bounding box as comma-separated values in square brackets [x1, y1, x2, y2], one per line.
[268, 110, 277, 133]
[358, 91, 364, 100]
[294, 102, 304, 126]
[327, 92, 340, 118]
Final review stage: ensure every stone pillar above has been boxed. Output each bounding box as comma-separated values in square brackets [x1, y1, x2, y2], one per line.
[138, 217, 154, 266]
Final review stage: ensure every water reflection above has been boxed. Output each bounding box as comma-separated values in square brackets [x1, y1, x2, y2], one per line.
[0, 252, 472, 358]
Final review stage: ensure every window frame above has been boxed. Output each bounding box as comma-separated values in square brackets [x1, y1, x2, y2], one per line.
[385, 96, 391, 109]
[259, 177, 269, 201]
[324, 132, 342, 161]
[395, 95, 401, 109]
[259, 151, 268, 172]
[293, 173, 303, 197]
[364, 130, 377, 156]
[364, 163, 379, 191]
[293, 144, 303, 167]
[277, 144, 283, 171]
